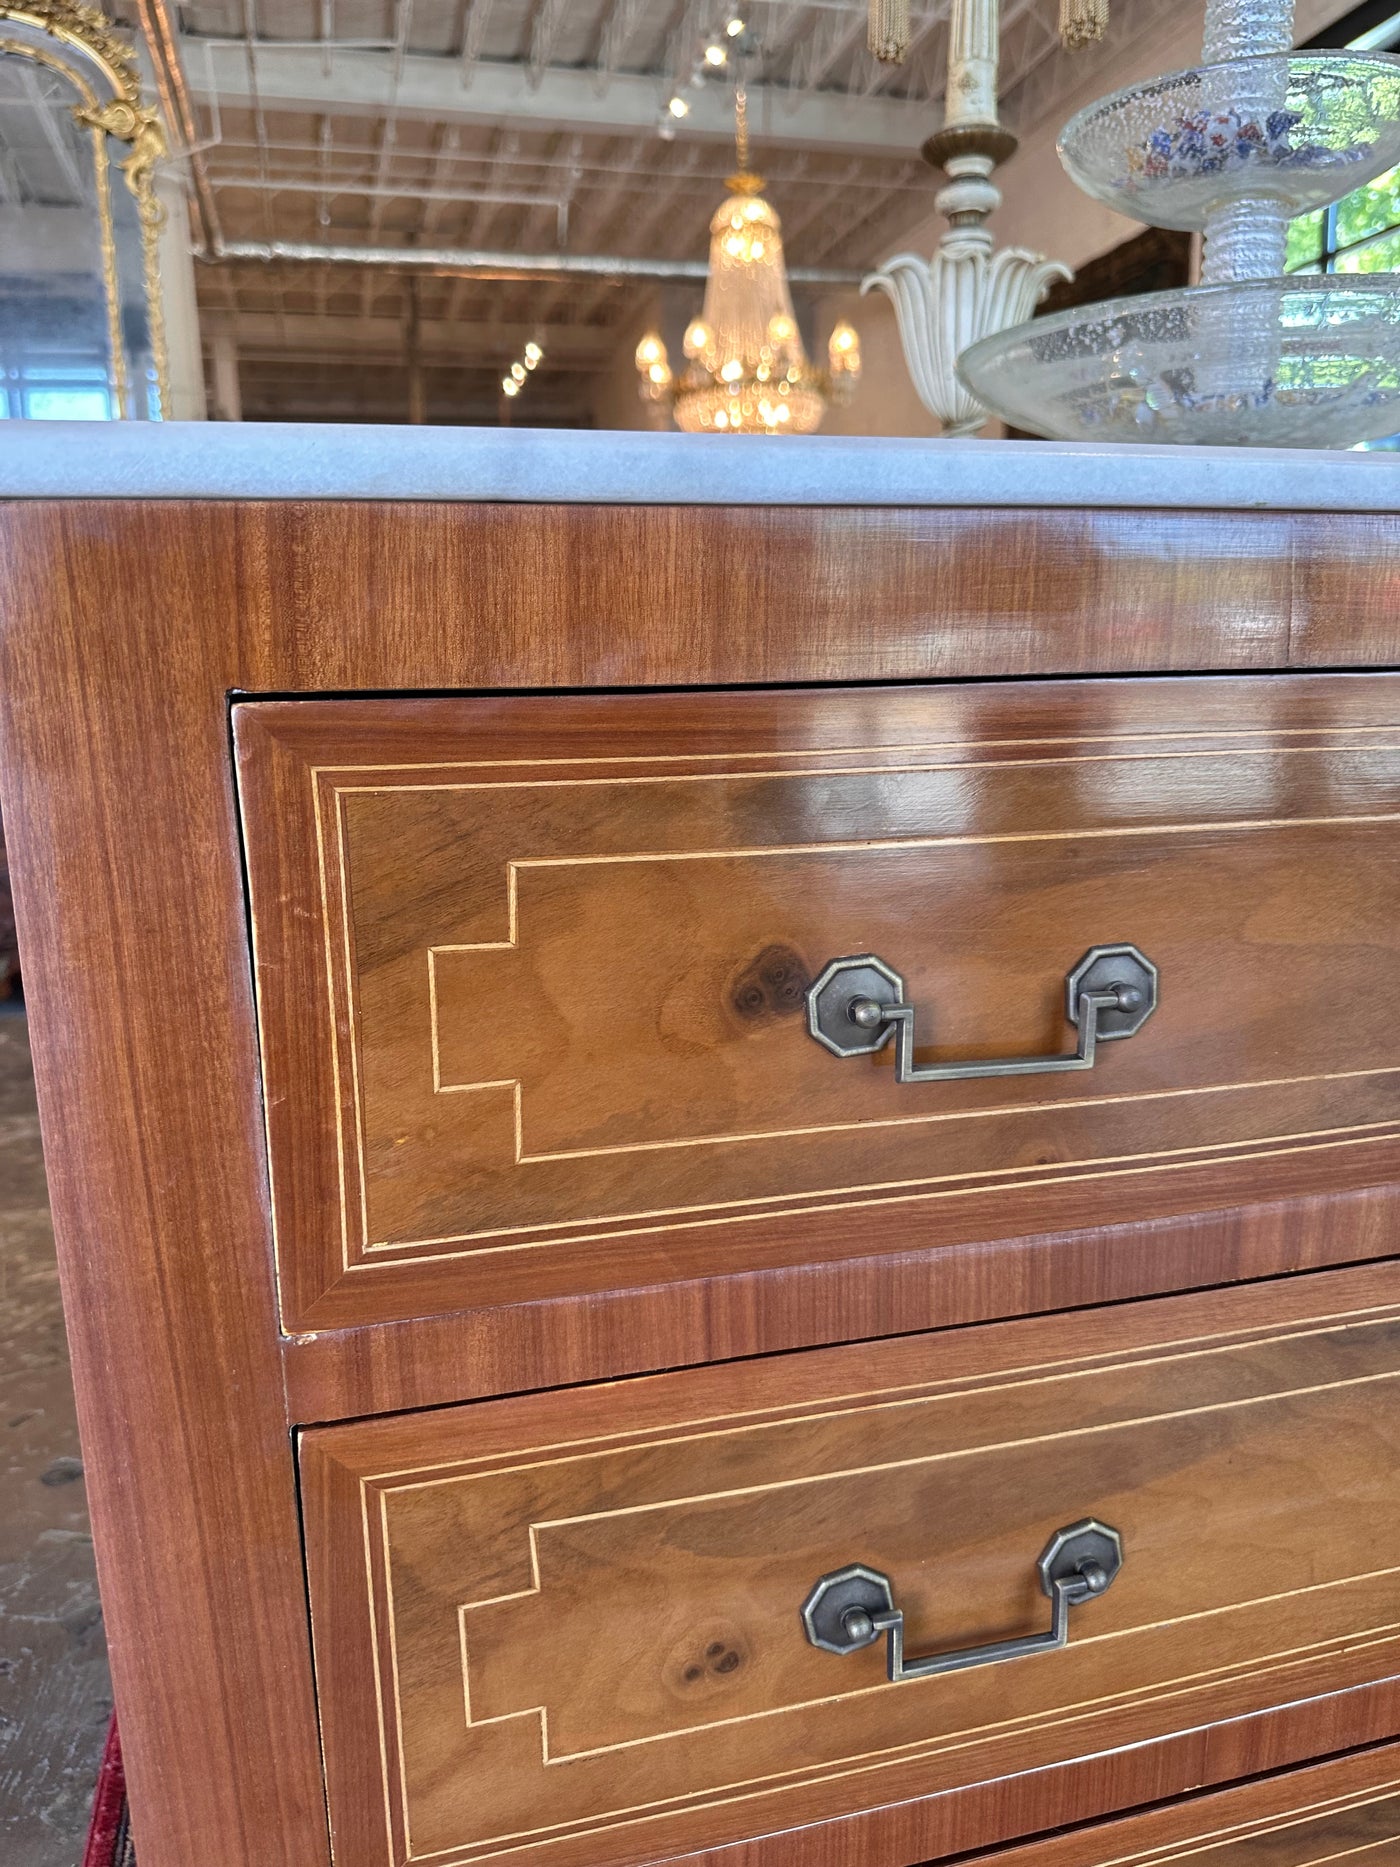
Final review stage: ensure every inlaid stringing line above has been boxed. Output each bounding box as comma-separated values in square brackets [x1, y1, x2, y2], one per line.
[389, 1612, 1400, 1861]
[1148, 1836, 1400, 1867]
[451, 1367, 1400, 1598]
[350, 1353, 1400, 1844]
[405, 1622, 1400, 1861]
[1098, 1804, 1400, 1867]
[310, 774, 355, 1282]
[352, 1472, 400, 1867]
[313, 734, 1400, 795]
[532, 1571, 1400, 1765]
[358, 1105, 1400, 1243]
[376, 1366, 1400, 1778]
[314, 721, 1400, 1262]
[367, 1307, 1400, 1488]
[419, 840, 1397, 1164]
[334, 788, 373, 1261]
[242, 769, 306, 1325]
[422, 812, 1400, 1203]
[511, 1075, 1400, 1168]
[305, 710, 1400, 773]
[377, 1484, 417, 1863]
[344, 1124, 1400, 1268]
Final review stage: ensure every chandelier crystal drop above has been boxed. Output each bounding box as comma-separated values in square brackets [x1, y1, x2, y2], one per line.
[635, 83, 860, 434]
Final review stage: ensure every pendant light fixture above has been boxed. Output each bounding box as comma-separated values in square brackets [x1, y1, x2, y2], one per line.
[635, 78, 860, 434]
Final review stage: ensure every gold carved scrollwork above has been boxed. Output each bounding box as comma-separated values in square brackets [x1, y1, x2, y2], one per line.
[0, 2, 170, 416]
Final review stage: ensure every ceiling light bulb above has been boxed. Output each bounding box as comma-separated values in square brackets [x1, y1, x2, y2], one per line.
[511, 362, 526, 383]
[668, 95, 690, 117]
[502, 377, 519, 396]
[704, 42, 727, 65]
[524, 341, 543, 362]
[726, 16, 745, 35]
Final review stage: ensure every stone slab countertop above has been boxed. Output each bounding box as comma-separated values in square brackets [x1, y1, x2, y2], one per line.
[1, 421, 1398, 510]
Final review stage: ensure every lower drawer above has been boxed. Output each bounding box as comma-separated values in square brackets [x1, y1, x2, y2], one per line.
[300, 1262, 1400, 1867]
[970, 1742, 1400, 1867]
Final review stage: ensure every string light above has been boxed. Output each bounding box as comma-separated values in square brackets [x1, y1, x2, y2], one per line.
[501, 341, 545, 405]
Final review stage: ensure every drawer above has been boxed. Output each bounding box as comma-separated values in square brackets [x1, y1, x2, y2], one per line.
[301, 1263, 1400, 1867]
[236, 674, 1400, 1331]
[969, 1743, 1400, 1867]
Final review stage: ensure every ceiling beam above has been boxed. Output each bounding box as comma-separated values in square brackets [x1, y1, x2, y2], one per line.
[216, 312, 616, 365]
[209, 237, 864, 285]
[184, 41, 933, 159]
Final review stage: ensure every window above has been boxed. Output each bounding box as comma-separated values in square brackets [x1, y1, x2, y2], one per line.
[1290, 1, 1400, 446]
[4, 363, 115, 421]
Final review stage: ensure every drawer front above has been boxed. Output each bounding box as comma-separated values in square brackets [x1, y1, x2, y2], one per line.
[301, 1264, 1400, 1867]
[236, 674, 1400, 1330]
[971, 1745, 1400, 1867]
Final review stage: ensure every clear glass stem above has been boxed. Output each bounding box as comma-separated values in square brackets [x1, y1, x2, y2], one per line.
[1202, 0, 1294, 62]
[1200, 0, 1294, 280]
[1201, 194, 1291, 281]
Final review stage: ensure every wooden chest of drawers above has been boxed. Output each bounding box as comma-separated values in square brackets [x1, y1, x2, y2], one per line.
[304, 1268, 1400, 1867]
[5, 442, 1400, 1867]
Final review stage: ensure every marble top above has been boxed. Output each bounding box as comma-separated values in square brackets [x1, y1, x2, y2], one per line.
[1, 421, 1398, 510]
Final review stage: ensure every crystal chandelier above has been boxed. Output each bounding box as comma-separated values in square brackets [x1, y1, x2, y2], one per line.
[635, 85, 861, 434]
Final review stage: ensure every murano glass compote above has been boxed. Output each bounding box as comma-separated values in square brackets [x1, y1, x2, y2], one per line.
[959, 0, 1400, 446]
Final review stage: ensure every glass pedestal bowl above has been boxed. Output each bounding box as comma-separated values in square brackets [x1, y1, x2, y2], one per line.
[957, 275, 1400, 447]
[1059, 52, 1400, 228]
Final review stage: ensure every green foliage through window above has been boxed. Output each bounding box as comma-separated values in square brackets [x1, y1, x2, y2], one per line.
[1282, 9, 1400, 444]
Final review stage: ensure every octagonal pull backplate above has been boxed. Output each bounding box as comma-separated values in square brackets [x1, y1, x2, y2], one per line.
[802, 1519, 1123, 1684]
[806, 944, 1157, 1082]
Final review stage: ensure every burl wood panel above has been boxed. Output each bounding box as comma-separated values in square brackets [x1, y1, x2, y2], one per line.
[302, 1262, 1400, 1867]
[241, 673, 1400, 1331]
[2, 495, 1399, 1867]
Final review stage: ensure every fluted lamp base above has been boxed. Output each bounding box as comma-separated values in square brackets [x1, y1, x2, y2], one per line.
[864, 232, 1071, 435]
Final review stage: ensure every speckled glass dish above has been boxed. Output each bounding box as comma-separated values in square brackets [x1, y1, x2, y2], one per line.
[957, 275, 1400, 447]
[1059, 52, 1400, 229]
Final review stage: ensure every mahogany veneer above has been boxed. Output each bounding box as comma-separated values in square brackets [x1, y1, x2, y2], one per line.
[960, 1742, 1400, 1867]
[239, 676, 1400, 1333]
[304, 1263, 1400, 1867]
[1, 494, 1399, 1867]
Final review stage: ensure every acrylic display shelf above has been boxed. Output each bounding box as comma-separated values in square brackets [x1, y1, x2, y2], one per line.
[958, 274, 1400, 447]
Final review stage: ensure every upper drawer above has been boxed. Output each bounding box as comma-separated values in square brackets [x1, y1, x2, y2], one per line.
[300, 1263, 1400, 1867]
[235, 674, 1400, 1332]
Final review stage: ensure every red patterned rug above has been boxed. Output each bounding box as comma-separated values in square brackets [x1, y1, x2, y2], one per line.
[83, 1717, 136, 1867]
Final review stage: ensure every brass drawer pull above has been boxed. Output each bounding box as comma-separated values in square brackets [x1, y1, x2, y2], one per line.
[806, 944, 1157, 1081]
[802, 1519, 1123, 1683]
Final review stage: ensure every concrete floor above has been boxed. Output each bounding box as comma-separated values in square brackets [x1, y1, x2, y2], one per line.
[0, 1016, 112, 1866]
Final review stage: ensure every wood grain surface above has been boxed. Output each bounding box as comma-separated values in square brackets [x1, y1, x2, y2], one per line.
[302, 1261, 1400, 1867]
[962, 1741, 1400, 1867]
[1, 495, 1398, 1867]
[239, 674, 1400, 1333]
